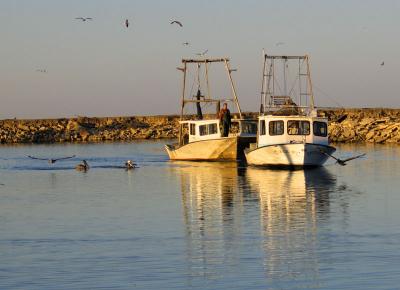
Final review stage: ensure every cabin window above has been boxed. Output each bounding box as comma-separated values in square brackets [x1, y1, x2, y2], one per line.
[269, 120, 284, 135]
[208, 123, 218, 134]
[260, 120, 266, 135]
[241, 122, 257, 134]
[190, 123, 196, 135]
[313, 121, 328, 137]
[199, 125, 207, 136]
[199, 123, 218, 136]
[287, 120, 310, 135]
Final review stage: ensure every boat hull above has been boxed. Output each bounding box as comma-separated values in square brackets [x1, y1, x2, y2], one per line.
[165, 137, 239, 161]
[245, 143, 336, 167]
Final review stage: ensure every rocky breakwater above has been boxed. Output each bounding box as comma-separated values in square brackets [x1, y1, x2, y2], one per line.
[0, 116, 180, 144]
[2, 109, 400, 144]
[321, 108, 400, 144]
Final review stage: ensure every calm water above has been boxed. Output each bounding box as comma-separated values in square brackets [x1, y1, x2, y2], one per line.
[0, 141, 399, 289]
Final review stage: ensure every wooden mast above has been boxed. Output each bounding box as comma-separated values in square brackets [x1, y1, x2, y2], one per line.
[260, 50, 267, 114]
[178, 61, 187, 145]
[178, 57, 243, 119]
[224, 59, 242, 119]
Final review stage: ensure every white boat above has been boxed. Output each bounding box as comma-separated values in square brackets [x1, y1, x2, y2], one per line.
[165, 57, 257, 161]
[245, 54, 336, 167]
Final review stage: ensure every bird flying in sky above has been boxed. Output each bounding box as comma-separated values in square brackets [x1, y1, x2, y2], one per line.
[36, 69, 47, 73]
[275, 42, 285, 46]
[125, 19, 129, 28]
[170, 20, 183, 27]
[75, 17, 93, 22]
[381, 61, 384, 66]
[28, 155, 76, 164]
[182, 42, 189, 46]
[196, 49, 208, 56]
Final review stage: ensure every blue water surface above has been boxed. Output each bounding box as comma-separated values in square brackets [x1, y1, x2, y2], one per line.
[0, 141, 399, 289]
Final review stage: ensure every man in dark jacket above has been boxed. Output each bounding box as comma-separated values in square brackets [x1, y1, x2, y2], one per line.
[218, 103, 231, 137]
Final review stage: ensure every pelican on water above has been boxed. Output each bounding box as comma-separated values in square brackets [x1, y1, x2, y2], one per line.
[76, 160, 89, 171]
[125, 160, 137, 170]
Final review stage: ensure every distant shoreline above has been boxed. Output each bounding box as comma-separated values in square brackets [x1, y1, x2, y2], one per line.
[1, 108, 400, 144]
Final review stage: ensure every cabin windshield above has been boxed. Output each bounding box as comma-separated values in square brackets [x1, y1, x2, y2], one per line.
[269, 120, 284, 135]
[287, 120, 310, 135]
[199, 123, 218, 136]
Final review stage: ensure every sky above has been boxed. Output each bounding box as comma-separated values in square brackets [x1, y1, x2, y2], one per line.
[0, 0, 399, 119]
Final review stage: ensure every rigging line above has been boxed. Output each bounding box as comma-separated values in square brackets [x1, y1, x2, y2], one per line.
[313, 83, 344, 108]
[286, 60, 298, 98]
[188, 71, 196, 100]
[273, 75, 283, 96]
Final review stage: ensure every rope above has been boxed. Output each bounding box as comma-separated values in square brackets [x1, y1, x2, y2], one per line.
[313, 83, 344, 108]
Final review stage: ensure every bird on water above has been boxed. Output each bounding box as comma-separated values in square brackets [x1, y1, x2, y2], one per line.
[125, 160, 137, 170]
[75, 160, 89, 171]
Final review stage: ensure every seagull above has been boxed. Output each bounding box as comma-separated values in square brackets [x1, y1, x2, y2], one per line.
[125, 160, 137, 170]
[321, 151, 366, 166]
[182, 42, 190, 46]
[75, 17, 93, 22]
[170, 20, 183, 27]
[28, 155, 76, 164]
[75, 160, 89, 171]
[196, 49, 208, 57]
[380, 61, 384, 66]
[275, 42, 285, 46]
[125, 19, 129, 28]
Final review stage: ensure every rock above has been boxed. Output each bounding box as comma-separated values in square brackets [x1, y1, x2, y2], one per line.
[66, 120, 80, 131]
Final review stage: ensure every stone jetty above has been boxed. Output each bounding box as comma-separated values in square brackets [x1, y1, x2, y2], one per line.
[322, 108, 400, 144]
[0, 115, 179, 144]
[1, 109, 400, 144]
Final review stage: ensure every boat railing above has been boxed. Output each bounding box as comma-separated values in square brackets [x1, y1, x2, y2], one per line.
[262, 105, 317, 117]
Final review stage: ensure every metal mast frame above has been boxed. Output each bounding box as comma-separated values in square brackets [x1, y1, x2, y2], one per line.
[176, 57, 243, 145]
[260, 53, 315, 115]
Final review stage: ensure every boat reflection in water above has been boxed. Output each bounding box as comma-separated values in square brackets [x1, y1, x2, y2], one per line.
[173, 161, 245, 282]
[246, 167, 336, 284]
[173, 162, 337, 287]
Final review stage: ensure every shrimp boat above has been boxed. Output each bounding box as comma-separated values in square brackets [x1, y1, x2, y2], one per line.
[165, 57, 257, 161]
[245, 54, 336, 167]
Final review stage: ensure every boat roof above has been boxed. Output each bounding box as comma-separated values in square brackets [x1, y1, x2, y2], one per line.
[179, 118, 256, 124]
[259, 114, 328, 121]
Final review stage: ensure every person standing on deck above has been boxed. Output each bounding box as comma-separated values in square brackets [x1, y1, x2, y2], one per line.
[218, 103, 231, 137]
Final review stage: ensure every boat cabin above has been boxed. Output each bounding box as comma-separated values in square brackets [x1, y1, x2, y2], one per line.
[180, 119, 257, 145]
[257, 115, 329, 147]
